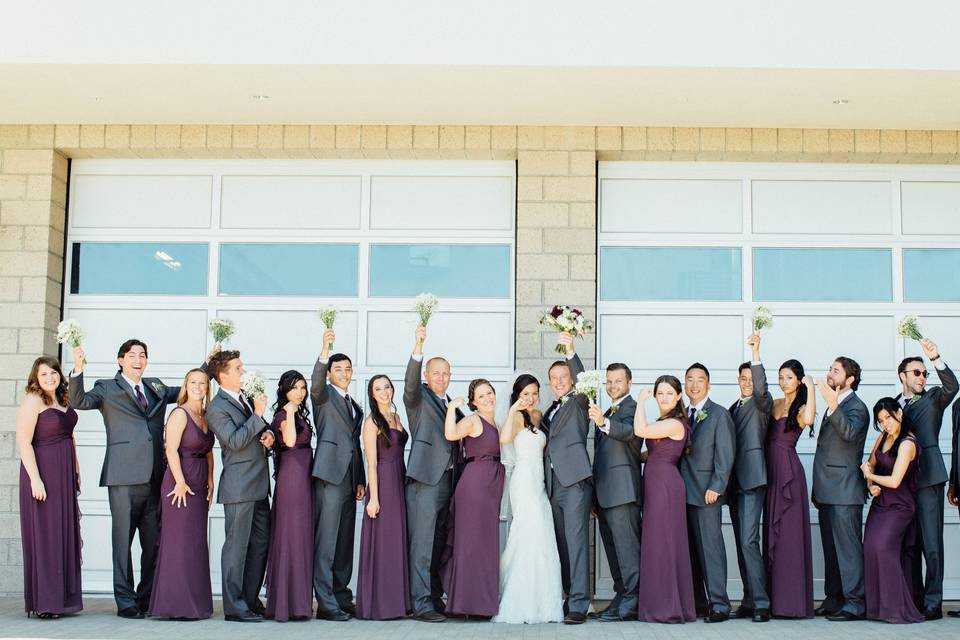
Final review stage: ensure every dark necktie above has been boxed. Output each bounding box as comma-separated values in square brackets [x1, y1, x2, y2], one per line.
[239, 394, 252, 418]
[689, 407, 697, 424]
[345, 394, 355, 420]
[134, 384, 149, 412]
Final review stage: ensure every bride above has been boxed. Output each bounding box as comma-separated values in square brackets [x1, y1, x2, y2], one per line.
[493, 374, 565, 624]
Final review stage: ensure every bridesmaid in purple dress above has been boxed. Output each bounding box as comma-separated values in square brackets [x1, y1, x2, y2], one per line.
[440, 379, 506, 617]
[632, 374, 695, 624]
[763, 358, 816, 618]
[16, 356, 82, 618]
[149, 368, 215, 620]
[860, 397, 923, 624]
[357, 374, 411, 620]
[265, 370, 314, 622]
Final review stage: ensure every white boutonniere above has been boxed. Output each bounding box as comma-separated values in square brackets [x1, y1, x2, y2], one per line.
[695, 409, 708, 423]
[560, 395, 570, 406]
[150, 381, 166, 396]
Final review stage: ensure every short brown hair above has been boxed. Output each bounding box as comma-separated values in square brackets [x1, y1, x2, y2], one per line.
[26, 356, 68, 407]
[207, 349, 240, 384]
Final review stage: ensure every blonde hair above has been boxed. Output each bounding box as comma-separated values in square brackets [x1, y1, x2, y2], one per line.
[176, 368, 211, 411]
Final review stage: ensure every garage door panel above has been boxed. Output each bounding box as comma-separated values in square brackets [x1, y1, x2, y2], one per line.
[600, 178, 742, 234]
[600, 314, 743, 372]
[370, 175, 513, 231]
[366, 311, 512, 368]
[760, 315, 895, 373]
[752, 180, 891, 234]
[64, 308, 207, 370]
[219, 310, 359, 367]
[901, 181, 960, 235]
[220, 175, 362, 229]
[71, 174, 213, 229]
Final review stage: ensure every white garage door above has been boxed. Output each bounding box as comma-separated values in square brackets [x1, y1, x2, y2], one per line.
[596, 161, 960, 599]
[63, 159, 516, 595]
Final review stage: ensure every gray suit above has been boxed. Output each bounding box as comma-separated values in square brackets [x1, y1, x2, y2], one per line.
[812, 391, 869, 616]
[897, 364, 958, 610]
[69, 371, 178, 611]
[310, 358, 365, 613]
[593, 395, 641, 617]
[543, 354, 593, 615]
[403, 355, 463, 614]
[680, 398, 735, 614]
[207, 389, 272, 617]
[727, 364, 772, 611]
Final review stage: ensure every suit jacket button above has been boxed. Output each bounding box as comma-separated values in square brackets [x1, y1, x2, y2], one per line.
[147, 437, 152, 442]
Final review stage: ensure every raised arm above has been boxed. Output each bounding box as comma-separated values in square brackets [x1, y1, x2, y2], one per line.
[608, 398, 638, 443]
[444, 398, 481, 441]
[866, 439, 917, 489]
[633, 389, 684, 440]
[919, 339, 959, 409]
[800, 375, 817, 428]
[747, 333, 773, 415]
[404, 355, 424, 410]
[207, 404, 267, 452]
[311, 357, 330, 409]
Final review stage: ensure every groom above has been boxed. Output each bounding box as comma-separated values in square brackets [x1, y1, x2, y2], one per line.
[543, 331, 593, 625]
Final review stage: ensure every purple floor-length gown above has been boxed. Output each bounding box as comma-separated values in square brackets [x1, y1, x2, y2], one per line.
[863, 436, 923, 624]
[357, 427, 410, 620]
[149, 408, 215, 619]
[637, 420, 695, 623]
[265, 410, 314, 621]
[763, 417, 814, 618]
[19, 407, 83, 616]
[441, 416, 505, 616]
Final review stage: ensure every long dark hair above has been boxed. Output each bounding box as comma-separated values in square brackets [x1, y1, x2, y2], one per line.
[873, 396, 913, 457]
[654, 374, 689, 454]
[272, 370, 310, 422]
[26, 356, 68, 407]
[367, 374, 397, 448]
[510, 374, 541, 432]
[779, 359, 812, 436]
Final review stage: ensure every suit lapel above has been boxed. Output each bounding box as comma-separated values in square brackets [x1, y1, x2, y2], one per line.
[217, 388, 248, 418]
[114, 373, 148, 416]
[328, 384, 354, 432]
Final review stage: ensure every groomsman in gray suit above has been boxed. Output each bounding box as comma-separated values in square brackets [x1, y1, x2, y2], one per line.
[681, 362, 735, 623]
[894, 338, 957, 619]
[310, 329, 366, 621]
[405, 324, 462, 622]
[206, 349, 275, 622]
[813, 356, 869, 621]
[587, 363, 641, 622]
[69, 339, 199, 618]
[543, 331, 593, 625]
[727, 333, 773, 622]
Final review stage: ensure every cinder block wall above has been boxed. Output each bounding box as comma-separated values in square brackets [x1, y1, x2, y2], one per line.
[1, 122, 958, 592]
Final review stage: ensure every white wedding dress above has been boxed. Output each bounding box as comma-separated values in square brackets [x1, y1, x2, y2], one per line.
[492, 427, 565, 624]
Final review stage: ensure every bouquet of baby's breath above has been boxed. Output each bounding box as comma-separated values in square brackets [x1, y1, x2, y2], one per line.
[208, 318, 235, 344]
[56, 319, 83, 348]
[318, 307, 338, 351]
[575, 370, 602, 404]
[752, 305, 773, 332]
[414, 293, 439, 326]
[540, 305, 593, 355]
[240, 370, 266, 397]
[897, 315, 924, 341]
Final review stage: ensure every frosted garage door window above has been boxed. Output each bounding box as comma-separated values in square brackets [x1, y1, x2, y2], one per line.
[600, 247, 742, 301]
[219, 243, 359, 296]
[753, 247, 892, 302]
[368, 244, 511, 298]
[903, 249, 960, 302]
[71, 242, 209, 295]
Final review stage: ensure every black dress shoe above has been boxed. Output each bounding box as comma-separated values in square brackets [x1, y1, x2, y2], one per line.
[826, 610, 864, 621]
[752, 608, 771, 622]
[432, 600, 447, 614]
[733, 606, 754, 619]
[814, 605, 839, 617]
[340, 603, 356, 616]
[923, 607, 943, 620]
[598, 609, 621, 622]
[316, 608, 350, 622]
[695, 606, 710, 618]
[705, 610, 729, 623]
[563, 611, 587, 625]
[225, 612, 263, 623]
[413, 610, 446, 623]
[249, 602, 266, 616]
[947, 609, 960, 618]
[117, 607, 144, 619]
